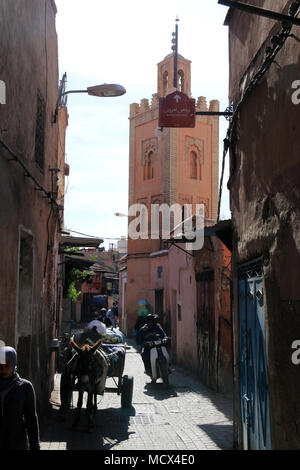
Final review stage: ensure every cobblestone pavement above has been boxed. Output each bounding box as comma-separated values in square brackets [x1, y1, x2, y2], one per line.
[40, 339, 233, 451]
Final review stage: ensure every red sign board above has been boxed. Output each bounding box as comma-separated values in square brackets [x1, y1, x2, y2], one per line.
[159, 91, 196, 128]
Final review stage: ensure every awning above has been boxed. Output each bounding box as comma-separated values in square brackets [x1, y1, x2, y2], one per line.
[208, 219, 232, 251]
[166, 219, 233, 252]
[104, 274, 119, 280]
[64, 255, 95, 270]
[60, 236, 103, 248]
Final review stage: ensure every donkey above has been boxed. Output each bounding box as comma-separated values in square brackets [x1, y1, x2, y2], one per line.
[70, 338, 104, 432]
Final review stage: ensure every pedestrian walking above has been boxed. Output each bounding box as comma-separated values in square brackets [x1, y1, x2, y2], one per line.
[113, 301, 119, 319]
[106, 306, 118, 328]
[0, 346, 40, 450]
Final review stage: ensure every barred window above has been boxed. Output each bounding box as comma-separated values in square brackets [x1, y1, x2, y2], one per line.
[34, 90, 46, 171]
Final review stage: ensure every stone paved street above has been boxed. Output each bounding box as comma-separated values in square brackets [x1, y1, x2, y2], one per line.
[40, 339, 233, 451]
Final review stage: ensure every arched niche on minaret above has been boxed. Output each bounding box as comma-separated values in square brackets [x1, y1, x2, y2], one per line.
[157, 53, 191, 97]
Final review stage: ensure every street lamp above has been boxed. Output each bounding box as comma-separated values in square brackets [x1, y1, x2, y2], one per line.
[53, 75, 126, 123]
[62, 83, 126, 98]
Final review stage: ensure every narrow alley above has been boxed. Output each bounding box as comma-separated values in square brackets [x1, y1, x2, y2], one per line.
[40, 338, 233, 451]
[1, 0, 299, 452]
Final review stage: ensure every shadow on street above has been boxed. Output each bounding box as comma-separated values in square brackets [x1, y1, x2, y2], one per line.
[41, 405, 136, 450]
[143, 381, 178, 400]
[198, 424, 233, 450]
[128, 338, 233, 424]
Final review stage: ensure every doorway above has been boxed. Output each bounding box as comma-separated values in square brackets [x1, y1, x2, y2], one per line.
[238, 259, 271, 450]
[155, 289, 164, 317]
[196, 270, 215, 389]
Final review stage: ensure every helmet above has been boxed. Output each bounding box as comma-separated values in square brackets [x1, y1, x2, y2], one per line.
[0, 346, 17, 367]
[100, 308, 107, 313]
[145, 314, 158, 324]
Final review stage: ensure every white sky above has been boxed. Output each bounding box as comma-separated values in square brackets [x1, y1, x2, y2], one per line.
[55, 0, 231, 248]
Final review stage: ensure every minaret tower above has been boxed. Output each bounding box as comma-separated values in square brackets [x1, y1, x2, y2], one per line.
[123, 21, 220, 334]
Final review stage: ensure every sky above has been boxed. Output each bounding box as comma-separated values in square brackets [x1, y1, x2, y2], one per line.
[55, 0, 231, 249]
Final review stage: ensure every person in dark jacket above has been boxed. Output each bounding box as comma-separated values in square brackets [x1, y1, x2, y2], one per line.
[134, 314, 149, 336]
[136, 314, 168, 375]
[0, 346, 40, 450]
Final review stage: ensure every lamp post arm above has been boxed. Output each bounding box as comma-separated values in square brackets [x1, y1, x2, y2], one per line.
[61, 90, 88, 96]
[53, 89, 88, 123]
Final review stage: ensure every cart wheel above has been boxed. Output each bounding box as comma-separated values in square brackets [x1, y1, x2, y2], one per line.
[121, 375, 134, 408]
[60, 371, 72, 410]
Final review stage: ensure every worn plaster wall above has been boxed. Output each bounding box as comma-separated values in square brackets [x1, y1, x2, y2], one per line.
[194, 237, 232, 393]
[0, 0, 60, 414]
[168, 245, 198, 371]
[227, 0, 300, 449]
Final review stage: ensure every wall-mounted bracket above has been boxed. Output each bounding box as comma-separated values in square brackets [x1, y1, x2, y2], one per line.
[218, 0, 300, 27]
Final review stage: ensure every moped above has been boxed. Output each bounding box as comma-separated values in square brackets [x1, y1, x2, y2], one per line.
[145, 335, 170, 388]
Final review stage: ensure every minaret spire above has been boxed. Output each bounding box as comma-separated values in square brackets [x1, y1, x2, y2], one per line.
[171, 17, 179, 88]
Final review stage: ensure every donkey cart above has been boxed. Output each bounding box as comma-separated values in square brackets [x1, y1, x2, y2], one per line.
[59, 335, 134, 431]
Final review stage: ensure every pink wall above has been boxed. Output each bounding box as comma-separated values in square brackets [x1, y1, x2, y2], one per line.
[168, 245, 198, 370]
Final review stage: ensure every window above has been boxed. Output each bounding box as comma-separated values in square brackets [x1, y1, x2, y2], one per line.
[155, 289, 164, 316]
[163, 71, 169, 96]
[178, 70, 184, 92]
[190, 151, 198, 179]
[178, 303, 182, 322]
[190, 150, 202, 180]
[34, 90, 46, 171]
[144, 150, 154, 180]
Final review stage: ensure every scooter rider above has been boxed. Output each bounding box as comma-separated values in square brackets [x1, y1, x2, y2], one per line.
[136, 314, 168, 375]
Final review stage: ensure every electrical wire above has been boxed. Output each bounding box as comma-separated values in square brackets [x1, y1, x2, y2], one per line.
[66, 229, 125, 240]
[0, 136, 62, 212]
[43, 205, 53, 278]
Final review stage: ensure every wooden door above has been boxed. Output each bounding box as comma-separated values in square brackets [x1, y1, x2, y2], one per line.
[196, 271, 215, 389]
